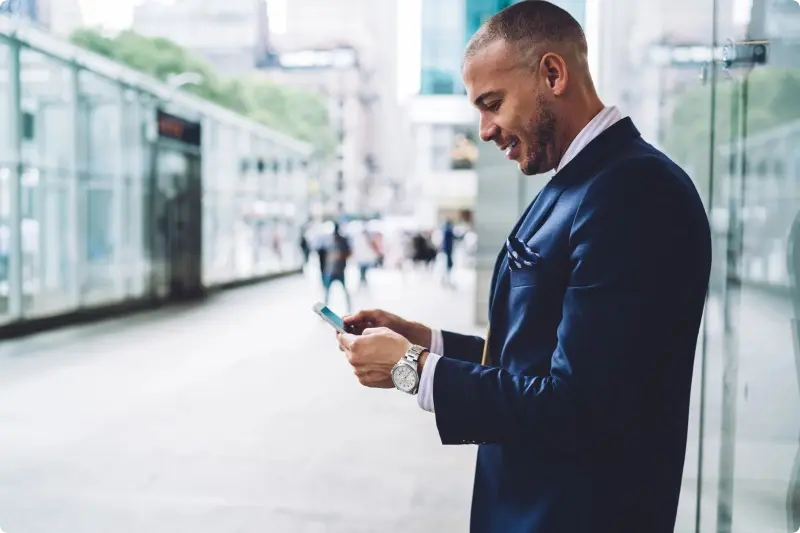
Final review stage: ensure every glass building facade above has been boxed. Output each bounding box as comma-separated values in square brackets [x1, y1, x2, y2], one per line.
[592, 2, 800, 529]
[0, 18, 312, 326]
[0, 0, 38, 20]
[420, 0, 469, 95]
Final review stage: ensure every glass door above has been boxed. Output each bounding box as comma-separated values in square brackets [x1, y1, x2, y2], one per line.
[166, 151, 202, 299]
[702, 0, 800, 531]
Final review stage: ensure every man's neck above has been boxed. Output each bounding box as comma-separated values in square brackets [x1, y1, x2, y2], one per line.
[555, 99, 605, 168]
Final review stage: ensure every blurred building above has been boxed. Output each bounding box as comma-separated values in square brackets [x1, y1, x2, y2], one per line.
[260, 0, 403, 218]
[0, 0, 83, 36]
[259, 44, 376, 218]
[0, 16, 311, 322]
[0, 0, 37, 20]
[132, 0, 269, 76]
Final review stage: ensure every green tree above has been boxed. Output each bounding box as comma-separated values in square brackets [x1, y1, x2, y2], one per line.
[70, 28, 334, 155]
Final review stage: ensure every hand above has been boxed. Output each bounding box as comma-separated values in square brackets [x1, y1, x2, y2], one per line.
[343, 309, 432, 347]
[337, 327, 411, 388]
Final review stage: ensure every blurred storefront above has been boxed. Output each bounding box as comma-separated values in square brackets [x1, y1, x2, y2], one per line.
[0, 18, 312, 329]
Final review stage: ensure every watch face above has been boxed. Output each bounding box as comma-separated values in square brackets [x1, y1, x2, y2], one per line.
[392, 364, 418, 392]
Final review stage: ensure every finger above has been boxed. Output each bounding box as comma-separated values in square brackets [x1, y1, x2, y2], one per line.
[362, 326, 388, 336]
[343, 309, 381, 325]
[338, 332, 359, 349]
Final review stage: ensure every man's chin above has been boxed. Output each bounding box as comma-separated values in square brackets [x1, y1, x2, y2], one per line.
[518, 157, 554, 176]
[518, 159, 540, 176]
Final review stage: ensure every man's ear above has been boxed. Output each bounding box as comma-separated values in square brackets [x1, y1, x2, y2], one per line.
[540, 53, 568, 96]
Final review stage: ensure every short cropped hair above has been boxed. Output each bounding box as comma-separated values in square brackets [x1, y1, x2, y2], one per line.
[464, 1, 587, 69]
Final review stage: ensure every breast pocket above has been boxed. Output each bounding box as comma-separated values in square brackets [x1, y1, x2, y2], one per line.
[509, 264, 543, 289]
[508, 251, 565, 291]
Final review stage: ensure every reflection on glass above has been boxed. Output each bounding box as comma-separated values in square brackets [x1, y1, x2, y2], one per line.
[707, 1, 800, 531]
[19, 47, 76, 317]
[789, 209, 800, 532]
[639, 0, 800, 531]
[78, 69, 123, 304]
[120, 90, 147, 299]
[0, 41, 10, 319]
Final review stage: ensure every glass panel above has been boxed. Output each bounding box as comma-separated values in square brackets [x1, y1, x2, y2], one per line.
[121, 89, 147, 298]
[207, 123, 237, 283]
[201, 118, 218, 286]
[706, 0, 800, 531]
[138, 96, 156, 296]
[595, 0, 716, 530]
[0, 41, 12, 319]
[232, 129, 253, 280]
[77, 69, 123, 305]
[18, 48, 76, 317]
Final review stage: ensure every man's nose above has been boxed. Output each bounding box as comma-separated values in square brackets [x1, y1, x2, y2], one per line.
[479, 117, 498, 143]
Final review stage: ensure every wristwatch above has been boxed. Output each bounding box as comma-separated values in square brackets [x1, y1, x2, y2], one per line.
[391, 344, 427, 395]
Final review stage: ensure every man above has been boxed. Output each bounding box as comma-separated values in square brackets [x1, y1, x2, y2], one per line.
[324, 222, 352, 313]
[440, 219, 456, 287]
[337, 2, 711, 532]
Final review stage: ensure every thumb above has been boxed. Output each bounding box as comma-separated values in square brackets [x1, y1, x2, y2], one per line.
[338, 332, 359, 348]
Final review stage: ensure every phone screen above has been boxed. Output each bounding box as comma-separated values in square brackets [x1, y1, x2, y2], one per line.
[319, 306, 345, 330]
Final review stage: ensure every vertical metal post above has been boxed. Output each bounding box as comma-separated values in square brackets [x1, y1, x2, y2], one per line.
[73, 65, 87, 306]
[67, 61, 81, 308]
[694, 0, 720, 530]
[113, 84, 126, 298]
[7, 38, 22, 319]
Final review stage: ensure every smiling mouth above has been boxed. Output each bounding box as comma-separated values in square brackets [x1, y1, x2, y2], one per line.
[501, 138, 519, 156]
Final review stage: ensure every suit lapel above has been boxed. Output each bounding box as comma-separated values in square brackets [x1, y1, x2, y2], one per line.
[483, 117, 643, 363]
[487, 188, 542, 313]
[515, 176, 572, 243]
[486, 149, 597, 318]
[487, 178, 562, 314]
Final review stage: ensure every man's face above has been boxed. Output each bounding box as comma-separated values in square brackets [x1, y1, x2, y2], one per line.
[463, 40, 559, 176]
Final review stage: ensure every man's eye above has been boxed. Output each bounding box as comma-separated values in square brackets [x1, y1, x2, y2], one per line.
[487, 101, 502, 112]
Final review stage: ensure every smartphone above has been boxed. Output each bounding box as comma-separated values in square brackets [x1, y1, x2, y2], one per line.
[312, 302, 350, 334]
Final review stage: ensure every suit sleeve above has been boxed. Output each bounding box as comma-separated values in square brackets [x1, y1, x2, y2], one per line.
[441, 330, 485, 365]
[432, 166, 687, 452]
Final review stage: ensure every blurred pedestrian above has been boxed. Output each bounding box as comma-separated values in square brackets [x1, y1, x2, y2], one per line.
[324, 222, 352, 312]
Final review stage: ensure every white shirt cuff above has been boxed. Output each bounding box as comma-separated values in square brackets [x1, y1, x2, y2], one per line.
[430, 328, 444, 355]
[417, 351, 441, 413]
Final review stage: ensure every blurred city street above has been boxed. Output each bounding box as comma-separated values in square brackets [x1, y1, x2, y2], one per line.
[0, 267, 481, 533]
[0, 0, 799, 528]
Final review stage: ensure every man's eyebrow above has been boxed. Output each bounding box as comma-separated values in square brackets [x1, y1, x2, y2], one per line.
[474, 91, 502, 108]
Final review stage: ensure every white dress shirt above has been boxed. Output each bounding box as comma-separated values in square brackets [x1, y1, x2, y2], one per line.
[417, 106, 625, 414]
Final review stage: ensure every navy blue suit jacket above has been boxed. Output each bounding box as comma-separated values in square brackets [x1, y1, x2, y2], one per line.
[433, 118, 711, 533]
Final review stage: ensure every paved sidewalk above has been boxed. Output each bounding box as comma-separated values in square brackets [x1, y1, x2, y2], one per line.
[0, 267, 482, 533]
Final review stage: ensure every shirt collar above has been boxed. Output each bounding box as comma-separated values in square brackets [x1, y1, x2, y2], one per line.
[555, 106, 624, 173]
